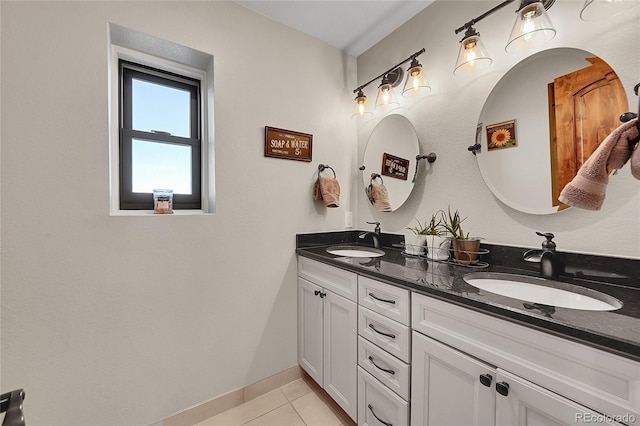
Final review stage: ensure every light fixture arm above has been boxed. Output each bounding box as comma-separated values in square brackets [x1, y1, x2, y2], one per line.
[353, 48, 425, 94]
[454, 0, 555, 35]
[455, 0, 517, 35]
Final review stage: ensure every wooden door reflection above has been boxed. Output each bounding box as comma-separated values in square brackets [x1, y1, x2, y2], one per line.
[549, 57, 627, 208]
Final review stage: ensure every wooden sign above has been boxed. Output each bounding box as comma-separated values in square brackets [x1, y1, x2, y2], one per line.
[264, 126, 312, 162]
[381, 152, 409, 180]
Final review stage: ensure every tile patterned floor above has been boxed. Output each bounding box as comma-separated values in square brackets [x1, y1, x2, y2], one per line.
[198, 376, 356, 426]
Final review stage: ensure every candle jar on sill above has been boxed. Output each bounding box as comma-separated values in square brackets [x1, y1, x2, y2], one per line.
[153, 189, 174, 214]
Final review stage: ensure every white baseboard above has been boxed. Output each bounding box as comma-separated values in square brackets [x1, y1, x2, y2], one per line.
[153, 365, 303, 426]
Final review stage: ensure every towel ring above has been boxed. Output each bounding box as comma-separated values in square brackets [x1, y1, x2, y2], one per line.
[318, 164, 336, 178]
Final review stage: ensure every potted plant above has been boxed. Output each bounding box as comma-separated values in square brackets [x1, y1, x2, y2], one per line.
[422, 212, 450, 260]
[404, 218, 430, 255]
[441, 207, 481, 265]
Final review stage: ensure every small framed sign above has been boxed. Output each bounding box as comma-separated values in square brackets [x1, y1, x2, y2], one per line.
[381, 152, 409, 180]
[486, 120, 517, 151]
[264, 126, 313, 162]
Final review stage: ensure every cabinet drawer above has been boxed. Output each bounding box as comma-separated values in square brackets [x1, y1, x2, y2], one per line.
[298, 257, 358, 302]
[412, 292, 640, 424]
[359, 306, 411, 363]
[358, 336, 410, 401]
[359, 276, 410, 326]
[359, 367, 409, 426]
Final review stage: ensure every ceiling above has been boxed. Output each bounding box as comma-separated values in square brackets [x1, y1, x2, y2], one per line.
[233, 0, 435, 57]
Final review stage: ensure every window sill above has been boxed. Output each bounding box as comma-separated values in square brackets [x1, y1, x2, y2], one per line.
[110, 210, 213, 216]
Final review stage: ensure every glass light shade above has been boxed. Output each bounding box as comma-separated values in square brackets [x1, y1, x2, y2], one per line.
[580, 0, 639, 21]
[505, 1, 556, 53]
[402, 64, 431, 98]
[453, 33, 493, 75]
[351, 93, 373, 119]
[375, 82, 399, 110]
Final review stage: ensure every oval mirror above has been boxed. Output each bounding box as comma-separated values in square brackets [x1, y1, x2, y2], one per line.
[476, 48, 628, 215]
[361, 114, 420, 212]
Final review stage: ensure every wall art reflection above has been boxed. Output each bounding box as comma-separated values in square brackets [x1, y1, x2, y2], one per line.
[487, 120, 517, 151]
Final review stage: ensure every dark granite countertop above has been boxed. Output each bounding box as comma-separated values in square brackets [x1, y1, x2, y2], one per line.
[296, 231, 640, 362]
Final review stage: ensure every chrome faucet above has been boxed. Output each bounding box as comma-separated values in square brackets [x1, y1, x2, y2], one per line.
[359, 221, 381, 249]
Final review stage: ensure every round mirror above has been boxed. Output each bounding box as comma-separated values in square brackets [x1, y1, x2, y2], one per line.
[361, 114, 420, 211]
[476, 48, 628, 215]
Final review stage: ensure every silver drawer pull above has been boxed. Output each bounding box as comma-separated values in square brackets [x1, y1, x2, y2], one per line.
[369, 323, 396, 339]
[368, 356, 395, 375]
[368, 293, 396, 304]
[368, 404, 393, 426]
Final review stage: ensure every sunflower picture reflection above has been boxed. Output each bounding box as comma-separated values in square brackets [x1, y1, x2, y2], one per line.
[487, 119, 517, 151]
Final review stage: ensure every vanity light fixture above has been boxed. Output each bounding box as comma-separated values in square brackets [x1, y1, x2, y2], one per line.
[402, 56, 431, 98]
[351, 48, 427, 118]
[579, 0, 639, 21]
[352, 88, 373, 118]
[453, 0, 556, 74]
[505, 0, 556, 53]
[375, 74, 400, 110]
[453, 26, 492, 76]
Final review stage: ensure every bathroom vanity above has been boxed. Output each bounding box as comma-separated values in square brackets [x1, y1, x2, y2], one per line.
[296, 231, 640, 426]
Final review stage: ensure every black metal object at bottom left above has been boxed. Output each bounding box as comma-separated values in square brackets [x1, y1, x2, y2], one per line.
[0, 389, 26, 426]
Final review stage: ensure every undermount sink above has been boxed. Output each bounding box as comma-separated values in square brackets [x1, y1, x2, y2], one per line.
[463, 272, 623, 312]
[326, 245, 385, 258]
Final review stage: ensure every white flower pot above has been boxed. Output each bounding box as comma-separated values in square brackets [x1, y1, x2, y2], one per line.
[404, 234, 427, 255]
[426, 235, 451, 260]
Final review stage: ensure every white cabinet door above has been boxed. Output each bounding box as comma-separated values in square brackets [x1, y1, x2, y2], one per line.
[324, 289, 358, 421]
[298, 275, 358, 422]
[495, 369, 624, 426]
[298, 277, 323, 386]
[411, 331, 496, 426]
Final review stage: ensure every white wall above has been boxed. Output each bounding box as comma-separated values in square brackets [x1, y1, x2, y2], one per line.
[356, 0, 640, 258]
[0, 1, 356, 425]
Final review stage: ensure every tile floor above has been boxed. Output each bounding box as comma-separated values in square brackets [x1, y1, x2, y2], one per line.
[197, 375, 356, 426]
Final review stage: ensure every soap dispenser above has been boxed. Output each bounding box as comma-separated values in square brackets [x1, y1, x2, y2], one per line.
[536, 231, 561, 279]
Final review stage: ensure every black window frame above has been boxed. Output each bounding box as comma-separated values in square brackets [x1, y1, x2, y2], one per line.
[119, 59, 202, 210]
